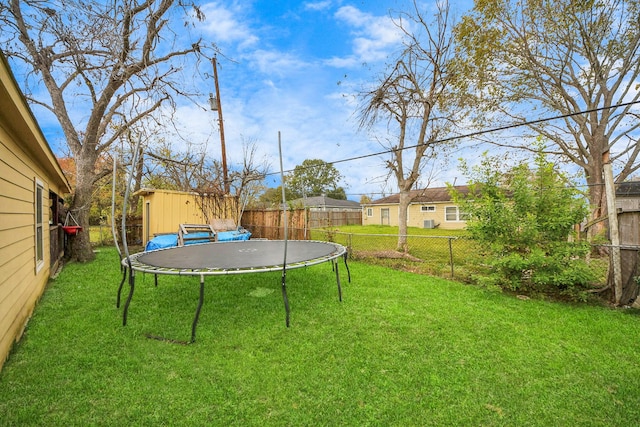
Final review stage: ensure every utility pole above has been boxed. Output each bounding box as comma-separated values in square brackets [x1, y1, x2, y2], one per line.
[210, 56, 229, 194]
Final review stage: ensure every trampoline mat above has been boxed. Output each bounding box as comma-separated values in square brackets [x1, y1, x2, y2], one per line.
[136, 240, 344, 271]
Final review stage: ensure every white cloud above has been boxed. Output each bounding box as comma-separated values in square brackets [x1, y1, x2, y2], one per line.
[324, 55, 359, 68]
[199, 2, 259, 49]
[247, 49, 311, 76]
[304, 1, 334, 12]
[334, 5, 403, 64]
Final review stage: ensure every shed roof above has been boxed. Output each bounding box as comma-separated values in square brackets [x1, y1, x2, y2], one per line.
[616, 181, 640, 197]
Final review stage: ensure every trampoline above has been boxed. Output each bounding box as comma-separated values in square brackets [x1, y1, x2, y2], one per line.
[119, 239, 349, 342]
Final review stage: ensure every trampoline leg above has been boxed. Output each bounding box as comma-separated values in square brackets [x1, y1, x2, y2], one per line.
[281, 270, 290, 327]
[116, 266, 127, 308]
[123, 270, 135, 326]
[154, 274, 158, 287]
[191, 275, 205, 343]
[343, 252, 351, 283]
[334, 259, 343, 302]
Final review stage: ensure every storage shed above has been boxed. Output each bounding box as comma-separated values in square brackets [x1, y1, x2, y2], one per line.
[135, 188, 237, 247]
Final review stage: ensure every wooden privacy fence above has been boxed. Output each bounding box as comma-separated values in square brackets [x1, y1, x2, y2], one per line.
[241, 208, 362, 240]
[308, 211, 362, 228]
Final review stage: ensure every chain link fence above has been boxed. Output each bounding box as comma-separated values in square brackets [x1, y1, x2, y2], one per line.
[90, 224, 142, 247]
[242, 224, 481, 280]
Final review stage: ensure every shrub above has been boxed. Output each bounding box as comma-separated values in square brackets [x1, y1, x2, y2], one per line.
[451, 145, 597, 298]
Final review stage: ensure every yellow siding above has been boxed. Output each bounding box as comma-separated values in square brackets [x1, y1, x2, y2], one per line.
[0, 126, 56, 371]
[363, 201, 467, 230]
[139, 189, 239, 246]
[0, 53, 70, 371]
[141, 190, 206, 245]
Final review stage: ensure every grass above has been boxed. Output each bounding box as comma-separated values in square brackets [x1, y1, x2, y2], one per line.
[311, 225, 609, 290]
[337, 224, 469, 236]
[1, 246, 639, 425]
[310, 225, 486, 279]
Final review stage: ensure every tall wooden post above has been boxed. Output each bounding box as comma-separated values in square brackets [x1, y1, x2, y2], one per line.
[211, 56, 229, 194]
[603, 150, 622, 304]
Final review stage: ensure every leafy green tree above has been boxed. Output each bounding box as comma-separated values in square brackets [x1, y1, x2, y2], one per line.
[286, 159, 345, 199]
[325, 187, 347, 200]
[451, 147, 596, 297]
[258, 186, 296, 208]
[359, 195, 373, 204]
[453, 0, 640, 239]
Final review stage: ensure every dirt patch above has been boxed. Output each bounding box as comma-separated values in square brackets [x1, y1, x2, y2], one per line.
[356, 250, 423, 262]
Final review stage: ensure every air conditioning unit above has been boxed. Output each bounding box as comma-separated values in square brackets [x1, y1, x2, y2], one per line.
[423, 219, 435, 229]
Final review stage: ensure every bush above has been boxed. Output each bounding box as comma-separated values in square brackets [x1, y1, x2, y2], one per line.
[451, 145, 598, 298]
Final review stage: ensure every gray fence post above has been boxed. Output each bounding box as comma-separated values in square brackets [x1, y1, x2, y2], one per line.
[448, 237, 454, 278]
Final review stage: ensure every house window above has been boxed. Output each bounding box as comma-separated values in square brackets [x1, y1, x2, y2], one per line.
[421, 205, 436, 212]
[366, 207, 373, 217]
[445, 206, 468, 222]
[35, 179, 44, 271]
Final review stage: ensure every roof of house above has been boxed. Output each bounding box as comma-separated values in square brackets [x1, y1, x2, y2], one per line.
[0, 51, 70, 193]
[368, 185, 471, 205]
[290, 195, 361, 209]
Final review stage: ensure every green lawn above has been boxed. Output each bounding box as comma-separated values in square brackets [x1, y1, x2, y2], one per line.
[310, 225, 481, 279]
[312, 224, 469, 237]
[1, 246, 639, 425]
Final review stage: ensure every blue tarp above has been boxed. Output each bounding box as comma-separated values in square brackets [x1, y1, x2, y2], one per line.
[144, 229, 251, 251]
[217, 230, 252, 242]
[145, 234, 178, 251]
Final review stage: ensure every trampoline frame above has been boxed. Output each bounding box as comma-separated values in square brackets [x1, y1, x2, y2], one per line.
[117, 240, 349, 343]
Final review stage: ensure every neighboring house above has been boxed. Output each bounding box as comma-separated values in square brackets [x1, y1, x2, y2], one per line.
[0, 51, 71, 370]
[288, 195, 361, 212]
[362, 185, 471, 230]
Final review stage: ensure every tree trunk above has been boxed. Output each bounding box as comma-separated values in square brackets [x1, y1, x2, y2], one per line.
[68, 154, 97, 262]
[584, 161, 607, 241]
[397, 190, 412, 253]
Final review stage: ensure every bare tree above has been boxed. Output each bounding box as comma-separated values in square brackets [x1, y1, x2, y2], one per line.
[0, 0, 207, 261]
[144, 139, 217, 192]
[454, 0, 640, 238]
[358, 0, 460, 252]
[150, 138, 268, 227]
[230, 139, 270, 224]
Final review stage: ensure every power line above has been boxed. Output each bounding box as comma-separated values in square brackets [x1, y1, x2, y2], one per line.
[265, 100, 640, 178]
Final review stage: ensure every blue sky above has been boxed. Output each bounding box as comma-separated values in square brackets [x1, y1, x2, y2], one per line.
[172, 0, 475, 199]
[22, 0, 476, 200]
[18, 1, 636, 200]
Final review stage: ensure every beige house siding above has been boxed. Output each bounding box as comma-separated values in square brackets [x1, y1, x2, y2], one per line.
[362, 186, 469, 230]
[0, 53, 70, 371]
[363, 202, 467, 230]
[136, 189, 237, 246]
